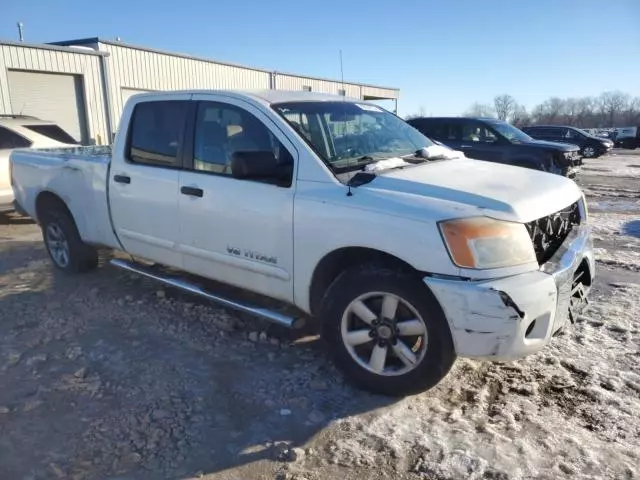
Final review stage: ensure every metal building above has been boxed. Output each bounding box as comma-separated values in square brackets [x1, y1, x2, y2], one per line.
[0, 37, 399, 145]
[0, 41, 110, 144]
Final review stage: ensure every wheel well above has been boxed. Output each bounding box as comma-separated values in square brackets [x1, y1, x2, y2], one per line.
[35, 191, 72, 223]
[309, 247, 419, 316]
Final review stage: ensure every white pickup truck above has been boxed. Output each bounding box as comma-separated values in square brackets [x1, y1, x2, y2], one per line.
[10, 90, 594, 396]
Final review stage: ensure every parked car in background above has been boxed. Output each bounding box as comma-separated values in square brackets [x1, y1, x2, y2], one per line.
[10, 90, 594, 396]
[406, 117, 581, 177]
[521, 125, 614, 158]
[0, 114, 78, 212]
[614, 126, 639, 149]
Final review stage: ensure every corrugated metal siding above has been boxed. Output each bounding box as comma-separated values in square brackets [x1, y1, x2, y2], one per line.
[361, 85, 398, 100]
[0, 44, 108, 144]
[7, 70, 89, 143]
[274, 73, 362, 98]
[100, 43, 272, 131]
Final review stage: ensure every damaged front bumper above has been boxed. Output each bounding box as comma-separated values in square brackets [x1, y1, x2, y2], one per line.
[425, 225, 594, 360]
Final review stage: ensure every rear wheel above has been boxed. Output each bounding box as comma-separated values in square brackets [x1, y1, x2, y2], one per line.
[320, 266, 456, 396]
[40, 207, 98, 273]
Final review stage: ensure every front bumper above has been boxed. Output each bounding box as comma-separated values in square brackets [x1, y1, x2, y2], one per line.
[425, 225, 594, 360]
[0, 189, 14, 213]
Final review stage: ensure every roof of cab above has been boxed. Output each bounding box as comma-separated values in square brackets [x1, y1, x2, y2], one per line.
[129, 89, 366, 106]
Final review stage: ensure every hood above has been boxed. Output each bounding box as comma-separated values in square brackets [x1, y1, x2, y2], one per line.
[520, 138, 579, 152]
[367, 158, 582, 223]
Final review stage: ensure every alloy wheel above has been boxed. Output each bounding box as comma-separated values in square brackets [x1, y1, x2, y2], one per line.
[340, 292, 428, 376]
[45, 223, 70, 268]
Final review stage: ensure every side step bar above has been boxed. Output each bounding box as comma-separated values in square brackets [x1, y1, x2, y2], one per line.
[110, 259, 305, 329]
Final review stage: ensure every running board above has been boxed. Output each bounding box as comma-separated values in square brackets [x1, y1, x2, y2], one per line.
[110, 259, 305, 329]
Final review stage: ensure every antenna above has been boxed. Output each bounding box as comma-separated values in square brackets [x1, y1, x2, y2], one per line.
[339, 49, 345, 95]
[17, 22, 24, 42]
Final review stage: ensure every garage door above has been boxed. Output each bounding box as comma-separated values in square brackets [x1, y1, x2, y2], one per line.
[7, 70, 89, 144]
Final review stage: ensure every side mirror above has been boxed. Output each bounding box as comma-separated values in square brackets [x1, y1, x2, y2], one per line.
[230, 150, 279, 181]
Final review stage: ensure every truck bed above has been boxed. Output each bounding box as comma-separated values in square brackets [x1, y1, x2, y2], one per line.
[10, 145, 121, 250]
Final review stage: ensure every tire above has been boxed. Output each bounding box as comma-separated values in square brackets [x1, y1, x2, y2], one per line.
[582, 146, 597, 158]
[40, 207, 98, 273]
[320, 265, 456, 396]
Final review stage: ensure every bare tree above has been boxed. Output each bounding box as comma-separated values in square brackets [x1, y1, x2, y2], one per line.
[598, 91, 630, 127]
[405, 106, 427, 120]
[623, 97, 640, 125]
[564, 98, 580, 125]
[532, 97, 565, 124]
[510, 104, 530, 127]
[465, 102, 495, 117]
[575, 97, 595, 127]
[461, 91, 639, 128]
[493, 94, 516, 121]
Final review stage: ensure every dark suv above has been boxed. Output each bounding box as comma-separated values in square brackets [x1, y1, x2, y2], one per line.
[521, 125, 613, 158]
[406, 117, 581, 177]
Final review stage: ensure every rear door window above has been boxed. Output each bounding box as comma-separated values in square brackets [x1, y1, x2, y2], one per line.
[127, 101, 189, 167]
[0, 126, 31, 149]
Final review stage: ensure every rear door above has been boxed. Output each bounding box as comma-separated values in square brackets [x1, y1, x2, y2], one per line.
[526, 127, 553, 141]
[108, 97, 191, 269]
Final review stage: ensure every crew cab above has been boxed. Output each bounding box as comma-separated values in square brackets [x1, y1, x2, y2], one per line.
[0, 115, 78, 212]
[521, 125, 614, 158]
[10, 90, 594, 396]
[407, 116, 582, 176]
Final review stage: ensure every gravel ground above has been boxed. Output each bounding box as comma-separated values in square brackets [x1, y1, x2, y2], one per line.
[0, 150, 639, 480]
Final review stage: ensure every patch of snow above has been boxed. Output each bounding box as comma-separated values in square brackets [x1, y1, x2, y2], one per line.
[420, 144, 466, 159]
[589, 213, 640, 240]
[581, 154, 640, 179]
[364, 157, 409, 172]
[594, 247, 640, 271]
[588, 199, 640, 214]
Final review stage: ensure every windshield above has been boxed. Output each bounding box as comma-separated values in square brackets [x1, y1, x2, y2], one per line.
[487, 121, 532, 143]
[272, 101, 434, 169]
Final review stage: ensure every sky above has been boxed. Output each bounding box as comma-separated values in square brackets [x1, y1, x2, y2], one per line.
[1, 0, 639, 117]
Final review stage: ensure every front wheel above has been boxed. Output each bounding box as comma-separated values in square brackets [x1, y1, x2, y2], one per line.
[320, 266, 456, 396]
[582, 146, 597, 158]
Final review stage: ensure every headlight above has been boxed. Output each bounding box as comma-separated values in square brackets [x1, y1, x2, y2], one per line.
[439, 217, 537, 269]
[580, 192, 589, 221]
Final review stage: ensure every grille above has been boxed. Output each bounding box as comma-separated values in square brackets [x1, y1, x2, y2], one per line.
[525, 201, 581, 265]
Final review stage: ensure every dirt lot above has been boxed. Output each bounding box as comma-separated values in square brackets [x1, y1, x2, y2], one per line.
[1, 151, 639, 480]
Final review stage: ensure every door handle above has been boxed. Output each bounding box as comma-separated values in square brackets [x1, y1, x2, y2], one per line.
[460, 145, 473, 149]
[113, 174, 131, 184]
[181, 186, 203, 198]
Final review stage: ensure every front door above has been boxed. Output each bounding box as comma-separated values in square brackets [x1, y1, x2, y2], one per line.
[109, 97, 191, 268]
[562, 128, 586, 149]
[177, 95, 296, 303]
[458, 120, 503, 162]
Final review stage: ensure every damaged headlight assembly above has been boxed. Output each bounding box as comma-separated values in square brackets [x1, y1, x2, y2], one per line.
[438, 217, 537, 269]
